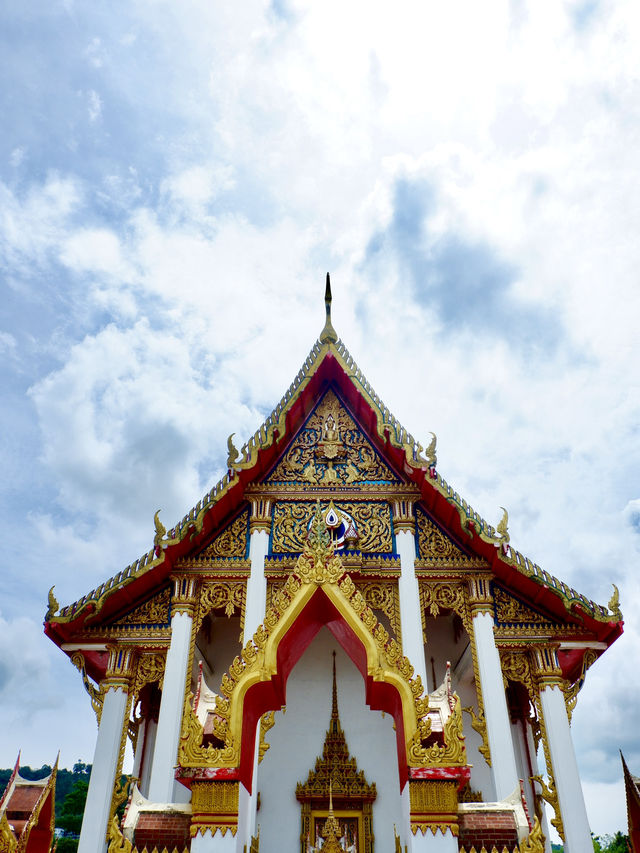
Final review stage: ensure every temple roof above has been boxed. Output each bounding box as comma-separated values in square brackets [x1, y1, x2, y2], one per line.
[0, 755, 58, 853]
[44, 279, 623, 664]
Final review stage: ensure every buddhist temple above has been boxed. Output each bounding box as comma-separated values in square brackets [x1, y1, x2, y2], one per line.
[44, 277, 623, 853]
[0, 754, 57, 853]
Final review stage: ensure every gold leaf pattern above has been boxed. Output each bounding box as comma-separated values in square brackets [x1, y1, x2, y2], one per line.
[200, 512, 248, 559]
[494, 586, 550, 624]
[416, 511, 475, 564]
[113, 588, 170, 626]
[272, 501, 393, 553]
[267, 389, 399, 485]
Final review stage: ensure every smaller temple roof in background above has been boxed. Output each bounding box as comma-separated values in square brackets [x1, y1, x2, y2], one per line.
[0, 755, 58, 853]
[622, 752, 640, 852]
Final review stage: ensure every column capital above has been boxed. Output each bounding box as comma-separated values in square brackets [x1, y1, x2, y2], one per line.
[103, 645, 136, 692]
[392, 499, 415, 535]
[248, 497, 272, 534]
[467, 575, 494, 616]
[530, 645, 564, 689]
[171, 574, 199, 617]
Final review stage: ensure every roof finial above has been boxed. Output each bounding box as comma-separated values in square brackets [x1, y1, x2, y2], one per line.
[320, 272, 338, 344]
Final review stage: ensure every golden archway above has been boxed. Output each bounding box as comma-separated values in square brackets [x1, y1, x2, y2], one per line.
[178, 506, 466, 790]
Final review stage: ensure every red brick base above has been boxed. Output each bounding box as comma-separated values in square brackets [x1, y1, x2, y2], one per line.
[134, 813, 191, 850]
[458, 810, 518, 850]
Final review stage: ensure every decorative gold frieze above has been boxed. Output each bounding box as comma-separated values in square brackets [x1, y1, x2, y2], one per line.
[198, 581, 245, 623]
[408, 779, 458, 836]
[420, 583, 470, 631]
[266, 389, 399, 487]
[272, 500, 393, 554]
[494, 587, 549, 625]
[113, 588, 171, 627]
[200, 512, 248, 559]
[407, 694, 466, 767]
[190, 780, 239, 838]
[416, 511, 476, 565]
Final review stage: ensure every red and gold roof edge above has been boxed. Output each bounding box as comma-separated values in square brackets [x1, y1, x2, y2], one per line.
[44, 336, 623, 652]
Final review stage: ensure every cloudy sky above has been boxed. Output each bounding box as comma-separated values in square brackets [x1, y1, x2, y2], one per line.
[1, 0, 639, 839]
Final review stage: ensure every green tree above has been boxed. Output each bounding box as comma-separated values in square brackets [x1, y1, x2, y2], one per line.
[58, 778, 89, 836]
[593, 832, 630, 853]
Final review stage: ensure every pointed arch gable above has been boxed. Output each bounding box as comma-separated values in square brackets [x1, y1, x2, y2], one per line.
[229, 580, 417, 789]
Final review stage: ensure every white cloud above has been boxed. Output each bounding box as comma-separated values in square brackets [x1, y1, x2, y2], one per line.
[87, 89, 102, 123]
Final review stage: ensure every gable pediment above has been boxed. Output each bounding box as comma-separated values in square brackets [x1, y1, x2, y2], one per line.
[265, 388, 402, 487]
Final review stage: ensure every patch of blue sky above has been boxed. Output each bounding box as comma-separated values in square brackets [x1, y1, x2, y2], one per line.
[363, 176, 562, 354]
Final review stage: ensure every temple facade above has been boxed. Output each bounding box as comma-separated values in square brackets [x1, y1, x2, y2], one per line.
[44, 280, 623, 853]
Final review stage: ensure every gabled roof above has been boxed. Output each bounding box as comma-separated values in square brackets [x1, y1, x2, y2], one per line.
[0, 756, 58, 853]
[45, 280, 622, 664]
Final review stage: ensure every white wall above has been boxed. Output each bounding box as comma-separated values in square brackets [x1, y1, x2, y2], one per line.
[256, 628, 405, 853]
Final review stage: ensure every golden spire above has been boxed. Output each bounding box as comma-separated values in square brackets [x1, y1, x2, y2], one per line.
[320, 272, 338, 344]
[321, 779, 342, 852]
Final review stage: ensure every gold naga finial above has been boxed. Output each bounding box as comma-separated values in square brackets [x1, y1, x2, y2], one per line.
[320, 272, 338, 344]
[46, 586, 59, 621]
[424, 431, 437, 468]
[227, 432, 240, 468]
[496, 506, 510, 545]
[608, 583, 622, 620]
[153, 509, 167, 546]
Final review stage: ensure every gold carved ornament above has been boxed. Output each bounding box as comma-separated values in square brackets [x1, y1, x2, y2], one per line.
[70, 652, 104, 725]
[191, 780, 239, 838]
[113, 588, 171, 627]
[178, 506, 463, 775]
[0, 813, 17, 853]
[419, 581, 491, 766]
[266, 389, 399, 487]
[271, 500, 393, 555]
[359, 581, 401, 641]
[258, 711, 275, 763]
[199, 512, 248, 559]
[416, 512, 480, 566]
[408, 778, 459, 836]
[494, 587, 550, 625]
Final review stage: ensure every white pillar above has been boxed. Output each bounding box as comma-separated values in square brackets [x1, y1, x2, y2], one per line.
[539, 683, 591, 852]
[469, 584, 519, 801]
[393, 502, 428, 689]
[244, 525, 269, 641]
[78, 648, 134, 853]
[148, 576, 197, 804]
